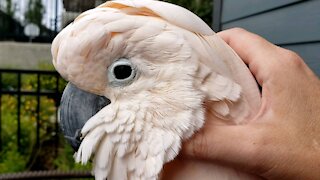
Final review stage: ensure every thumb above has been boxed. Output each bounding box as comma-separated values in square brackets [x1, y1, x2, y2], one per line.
[181, 123, 263, 171]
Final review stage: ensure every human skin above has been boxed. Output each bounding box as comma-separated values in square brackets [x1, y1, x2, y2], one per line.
[182, 28, 320, 179]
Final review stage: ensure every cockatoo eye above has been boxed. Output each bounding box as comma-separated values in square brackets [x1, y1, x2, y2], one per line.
[108, 58, 136, 87]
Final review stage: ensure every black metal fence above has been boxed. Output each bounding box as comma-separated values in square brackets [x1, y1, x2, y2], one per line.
[0, 69, 94, 178]
[0, 69, 62, 152]
[0, 170, 92, 179]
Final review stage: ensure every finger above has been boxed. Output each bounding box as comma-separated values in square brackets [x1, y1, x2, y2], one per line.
[181, 123, 263, 171]
[217, 28, 281, 85]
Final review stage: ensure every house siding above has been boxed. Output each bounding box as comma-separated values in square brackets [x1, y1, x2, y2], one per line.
[213, 0, 320, 76]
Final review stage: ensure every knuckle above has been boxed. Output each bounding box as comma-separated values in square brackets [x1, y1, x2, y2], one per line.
[282, 49, 304, 68]
[248, 126, 280, 174]
[250, 138, 265, 160]
[190, 134, 210, 159]
[247, 126, 270, 161]
[248, 137, 263, 159]
[229, 27, 247, 34]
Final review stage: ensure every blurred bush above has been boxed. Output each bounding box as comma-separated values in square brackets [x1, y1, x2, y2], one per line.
[0, 69, 91, 173]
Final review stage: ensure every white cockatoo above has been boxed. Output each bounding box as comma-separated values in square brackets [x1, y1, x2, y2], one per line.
[52, 0, 262, 180]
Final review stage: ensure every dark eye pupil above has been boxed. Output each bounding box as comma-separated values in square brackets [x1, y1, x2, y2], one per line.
[113, 65, 132, 80]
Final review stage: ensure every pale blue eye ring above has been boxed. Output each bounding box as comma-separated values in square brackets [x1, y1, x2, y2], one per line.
[107, 58, 136, 87]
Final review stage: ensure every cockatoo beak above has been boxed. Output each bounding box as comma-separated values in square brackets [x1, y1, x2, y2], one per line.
[59, 83, 111, 151]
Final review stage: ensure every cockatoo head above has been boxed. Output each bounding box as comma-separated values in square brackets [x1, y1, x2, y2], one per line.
[53, 0, 213, 150]
[52, 0, 261, 179]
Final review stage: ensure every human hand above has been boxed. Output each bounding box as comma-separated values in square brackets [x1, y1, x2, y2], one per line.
[182, 28, 320, 180]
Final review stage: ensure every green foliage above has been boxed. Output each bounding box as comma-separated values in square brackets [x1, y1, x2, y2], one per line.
[0, 70, 89, 173]
[0, 147, 27, 172]
[37, 62, 56, 71]
[163, 0, 213, 26]
[0, 95, 28, 172]
[25, 0, 44, 26]
[5, 0, 14, 17]
[53, 138, 92, 171]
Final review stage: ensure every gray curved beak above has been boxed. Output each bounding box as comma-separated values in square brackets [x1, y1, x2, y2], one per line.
[59, 83, 110, 151]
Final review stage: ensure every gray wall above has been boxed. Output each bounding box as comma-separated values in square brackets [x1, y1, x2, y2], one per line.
[213, 0, 320, 76]
[0, 42, 52, 70]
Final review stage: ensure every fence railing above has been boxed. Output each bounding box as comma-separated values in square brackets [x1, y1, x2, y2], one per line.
[0, 69, 63, 152]
[0, 69, 94, 178]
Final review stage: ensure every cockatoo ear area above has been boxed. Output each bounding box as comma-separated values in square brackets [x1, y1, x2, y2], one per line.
[195, 63, 242, 122]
